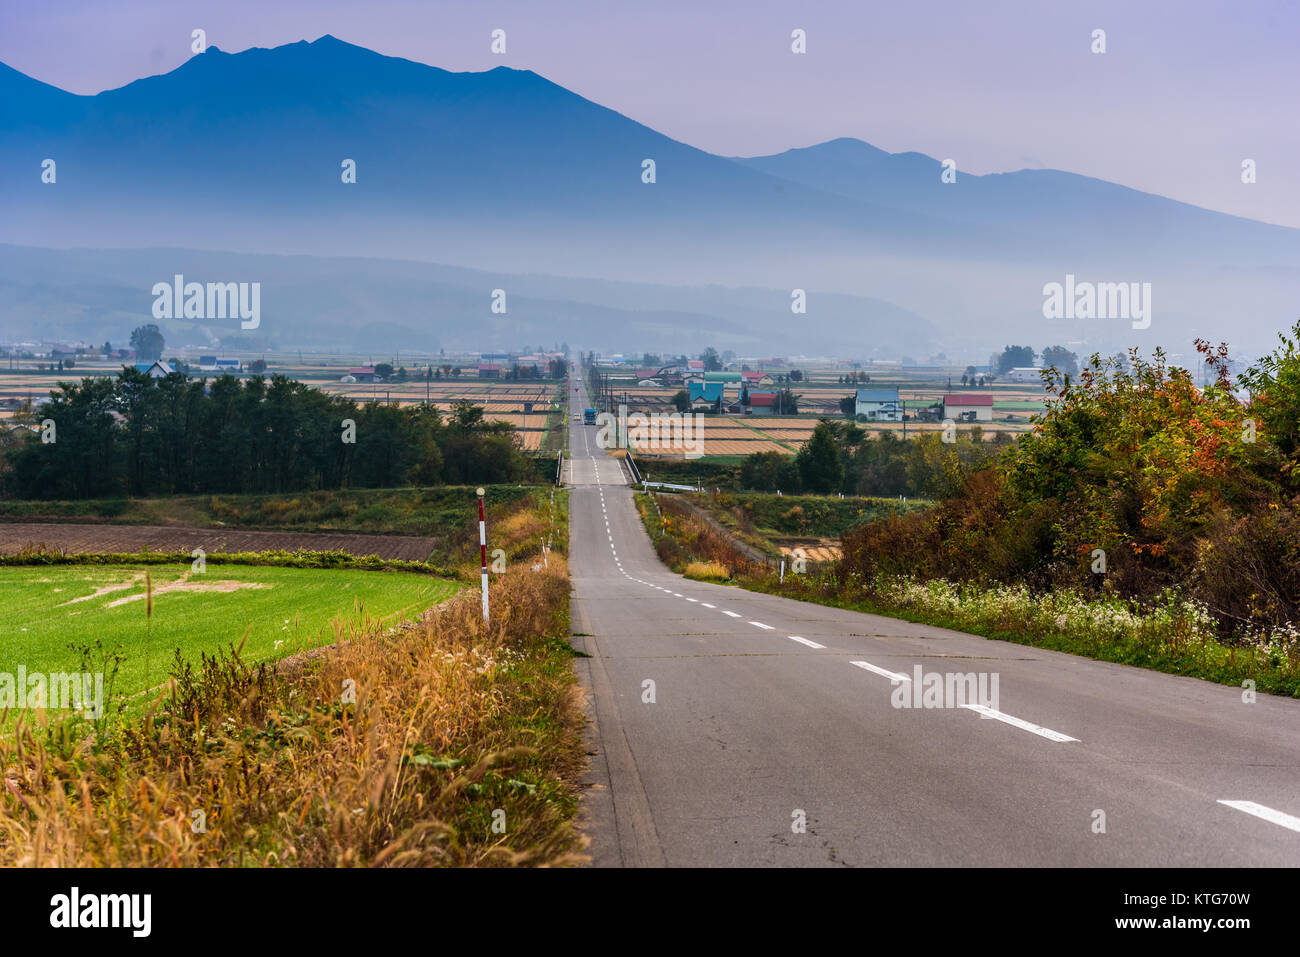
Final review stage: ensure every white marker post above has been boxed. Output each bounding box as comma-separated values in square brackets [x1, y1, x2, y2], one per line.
[477, 487, 489, 622]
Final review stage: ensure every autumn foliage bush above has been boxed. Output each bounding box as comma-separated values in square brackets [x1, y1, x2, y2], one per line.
[840, 328, 1300, 647]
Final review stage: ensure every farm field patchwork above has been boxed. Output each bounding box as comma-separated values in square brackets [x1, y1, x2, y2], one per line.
[0, 564, 461, 706]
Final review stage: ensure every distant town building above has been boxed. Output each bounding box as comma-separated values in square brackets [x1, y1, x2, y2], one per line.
[477, 364, 501, 379]
[855, 388, 902, 421]
[942, 393, 994, 422]
[130, 361, 173, 379]
[1002, 367, 1043, 384]
[215, 358, 242, 373]
[688, 381, 725, 412]
[703, 371, 742, 383]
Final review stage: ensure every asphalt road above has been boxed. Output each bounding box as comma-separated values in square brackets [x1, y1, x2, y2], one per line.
[564, 377, 1300, 867]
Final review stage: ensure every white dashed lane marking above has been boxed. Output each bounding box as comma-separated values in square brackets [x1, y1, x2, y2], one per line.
[959, 705, 1079, 743]
[1216, 801, 1300, 833]
[850, 660, 911, 682]
[750, 621, 774, 630]
[788, 636, 825, 649]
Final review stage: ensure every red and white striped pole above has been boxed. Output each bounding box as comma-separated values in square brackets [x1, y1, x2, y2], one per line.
[477, 487, 489, 622]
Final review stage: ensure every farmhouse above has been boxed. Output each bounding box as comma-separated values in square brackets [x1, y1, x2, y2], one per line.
[855, 387, 902, 421]
[741, 370, 775, 386]
[1002, 367, 1043, 384]
[688, 381, 725, 412]
[348, 366, 377, 383]
[130, 361, 173, 379]
[942, 393, 994, 422]
[747, 391, 777, 416]
[477, 364, 501, 379]
[704, 371, 742, 383]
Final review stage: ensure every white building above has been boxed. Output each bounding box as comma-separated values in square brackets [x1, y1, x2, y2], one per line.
[855, 388, 902, 421]
[942, 394, 994, 422]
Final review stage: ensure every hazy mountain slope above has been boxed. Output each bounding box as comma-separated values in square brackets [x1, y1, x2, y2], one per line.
[0, 244, 937, 357]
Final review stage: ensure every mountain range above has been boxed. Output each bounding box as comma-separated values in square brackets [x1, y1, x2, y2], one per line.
[1, 35, 1297, 357]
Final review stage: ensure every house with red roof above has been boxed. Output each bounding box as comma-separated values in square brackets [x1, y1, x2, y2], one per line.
[942, 393, 994, 422]
[747, 391, 778, 416]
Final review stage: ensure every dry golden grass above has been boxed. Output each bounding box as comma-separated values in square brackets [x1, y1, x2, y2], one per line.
[0, 558, 585, 867]
[684, 561, 730, 581]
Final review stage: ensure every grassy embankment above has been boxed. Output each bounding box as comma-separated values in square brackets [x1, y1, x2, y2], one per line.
[635, 490, 1300, 697]
[0, 489, 587, 865]
[672, 490, 923, 559]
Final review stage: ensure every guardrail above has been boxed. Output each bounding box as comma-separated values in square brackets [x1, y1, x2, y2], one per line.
[642, 480, 702, 493]
[625, 448, 643, 485]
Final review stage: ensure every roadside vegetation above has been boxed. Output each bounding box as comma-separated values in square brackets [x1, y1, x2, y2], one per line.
[0, 561, 583, 866]
[0, 489, 583, 865]
[676, 490, 921, 559]
[636, 328, 1300, 697]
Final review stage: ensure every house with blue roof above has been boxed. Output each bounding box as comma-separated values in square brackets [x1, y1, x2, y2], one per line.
[688, 380, 725, 412]
[855, 387, 902, 421]
[130, 361, 174, 379]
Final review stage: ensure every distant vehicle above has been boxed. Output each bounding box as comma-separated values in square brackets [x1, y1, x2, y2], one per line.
[583, 408, 597, 425]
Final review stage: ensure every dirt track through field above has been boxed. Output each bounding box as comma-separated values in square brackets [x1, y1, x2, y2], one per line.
[0, 523, 437, 561]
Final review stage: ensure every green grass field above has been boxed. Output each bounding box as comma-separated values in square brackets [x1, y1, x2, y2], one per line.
[0, 564, 461, 710]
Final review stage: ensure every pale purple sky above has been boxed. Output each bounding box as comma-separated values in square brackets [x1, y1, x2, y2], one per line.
[4, 0, 1299, 227]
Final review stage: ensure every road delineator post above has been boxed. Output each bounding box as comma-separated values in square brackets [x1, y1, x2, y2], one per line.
[477, 487, 489, 622]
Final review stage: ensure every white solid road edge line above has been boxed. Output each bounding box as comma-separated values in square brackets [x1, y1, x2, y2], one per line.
[959, 704, 1079, 743]
[1217, 800, 1300, 833]
[789, 636, 825, 649]
[850, 660, 911, 682]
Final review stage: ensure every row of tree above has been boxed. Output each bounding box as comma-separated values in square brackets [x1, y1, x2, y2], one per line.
[3, 370, 537, 499]
[990, 344, 1080, 376]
